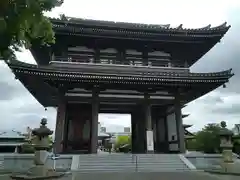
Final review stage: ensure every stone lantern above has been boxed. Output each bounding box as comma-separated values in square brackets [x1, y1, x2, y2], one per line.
[11, 118, 65, 180]
[218, 121, 240, 174]
[219, 121, 234, 163]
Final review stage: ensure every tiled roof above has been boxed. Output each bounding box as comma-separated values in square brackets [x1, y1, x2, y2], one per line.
[51, 17, 230, 34]
[0, 130, 25, 139]
[8, 61, 233, 85]
[98, 132, 110, 137]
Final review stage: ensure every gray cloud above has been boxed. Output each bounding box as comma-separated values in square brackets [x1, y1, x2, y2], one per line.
[0, 63, 57, 132]
[196, 95, 224, 105]
[0, 81, 20, 100]
[0, 63, 30, 101]
[210, 104, 240, 115]
[191, 8, 240, 95]
[181, 7, 240, 132]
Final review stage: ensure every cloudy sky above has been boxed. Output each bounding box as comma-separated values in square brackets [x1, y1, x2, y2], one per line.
[1, 0, 240, 133]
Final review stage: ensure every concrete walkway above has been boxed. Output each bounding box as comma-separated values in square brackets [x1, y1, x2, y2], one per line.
[71, 171, 240, 180]
[1, 171, 239, 180]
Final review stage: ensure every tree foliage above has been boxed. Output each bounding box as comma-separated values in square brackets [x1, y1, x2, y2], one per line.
[194, 123, 222, 153]
[186, 122, 240, 154]
[114, 135, 131, 151]
[0, 0, 63, 61]
[21, 135, 53, 153]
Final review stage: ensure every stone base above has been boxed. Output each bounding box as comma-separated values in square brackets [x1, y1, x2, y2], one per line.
[205, 161, 240, 176]
[221, 161, 240, 173]
[146, 151, 155, 154]
[10, 166, 65, 180]
[27, 165, 49, 176]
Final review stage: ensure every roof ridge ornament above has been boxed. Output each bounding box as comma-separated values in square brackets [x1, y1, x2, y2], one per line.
[211, 22, 228, 29]
[199, 24, 211, 30]
[176, 24, 183, 29]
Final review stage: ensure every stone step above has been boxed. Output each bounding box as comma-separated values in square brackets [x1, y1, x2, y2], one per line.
[75, 154, 191, 172]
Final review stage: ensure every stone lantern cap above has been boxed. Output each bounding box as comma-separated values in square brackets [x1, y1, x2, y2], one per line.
[219, 121, 233, 136]
[32, 118, 53, 138]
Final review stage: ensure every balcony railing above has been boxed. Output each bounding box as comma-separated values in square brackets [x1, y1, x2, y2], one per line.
[53, 56, 185, 69]
[49, 60, 190, 75]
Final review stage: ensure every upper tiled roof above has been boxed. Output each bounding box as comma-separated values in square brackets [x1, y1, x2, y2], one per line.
[30, 16, 231, 67]
[51, 17, 230, 34]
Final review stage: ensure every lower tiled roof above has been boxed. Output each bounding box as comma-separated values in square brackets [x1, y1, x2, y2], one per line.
[8, 60, 234, 85]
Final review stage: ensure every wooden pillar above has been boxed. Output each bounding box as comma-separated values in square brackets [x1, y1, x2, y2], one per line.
[144, 93, 154, 153]
[131, 111, 137, 154]
[154, 109, 169, 153]
[151, 109, 157, 152]
[90, 89, 99, 153]
[132, 106, 145, 153]
[94, 48, 100, 63]
[121, 49, 127, 65]
[163, 115, 169, 153]
[175, 92, 186, 153]
[142, 50, 148, 66]
[54, 100, 66, 154]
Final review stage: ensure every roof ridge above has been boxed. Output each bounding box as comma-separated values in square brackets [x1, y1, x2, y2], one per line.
[50, 16, 230, 31]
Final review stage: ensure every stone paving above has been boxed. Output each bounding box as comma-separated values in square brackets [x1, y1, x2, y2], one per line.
[71, 171, 240, 180]
[0, 171, 239, 180]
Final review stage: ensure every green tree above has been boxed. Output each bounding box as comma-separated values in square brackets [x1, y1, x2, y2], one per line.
[21, 135, 53, 153]
[194, 123, 222, 153]
[114, 135, 131, 151]
[233, 135, 240, 154]
[185, 138, 198, 150]
[0, 0, 63, 61]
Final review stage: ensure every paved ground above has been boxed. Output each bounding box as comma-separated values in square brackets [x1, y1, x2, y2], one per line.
[71, 171, 240, 180]
[0, 171, 239, 180]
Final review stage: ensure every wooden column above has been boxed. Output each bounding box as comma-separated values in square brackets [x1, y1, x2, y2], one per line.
[131, 111, 138, 154]
[137, 107, 146, 153]
[142, 50, 148, 66]
[90, 89, 99, 153]
[163, 115, 169, 153]
[94, 48, 100, 63]
[144, 93, 154, 153]
[151, 109, 157, 152]
[121, 49, 127, 65]
[54, 99, 67, 154]
[175, 92, 186, 153]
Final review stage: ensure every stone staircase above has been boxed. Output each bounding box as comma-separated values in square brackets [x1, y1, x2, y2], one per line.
[73, 154, 193, 173]
[137, 154, 190, 172]
[76, 154, 135, 172]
